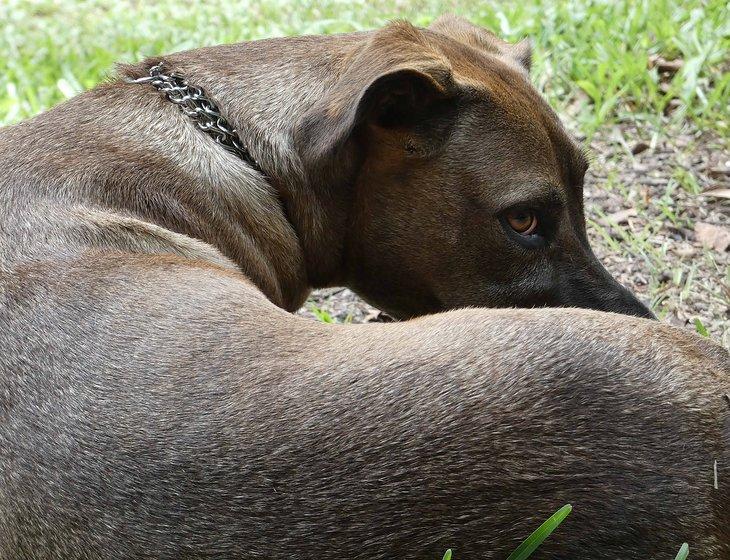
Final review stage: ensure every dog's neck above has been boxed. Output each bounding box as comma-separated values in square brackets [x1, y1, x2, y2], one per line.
[118, 35, 365, 310]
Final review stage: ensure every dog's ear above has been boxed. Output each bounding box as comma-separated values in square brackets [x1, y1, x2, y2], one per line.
[295, 21, 460, 183]
[510, 39, 533, 73]
[429, 14, 532, 73]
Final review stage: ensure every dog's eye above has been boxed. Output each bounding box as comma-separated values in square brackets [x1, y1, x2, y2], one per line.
[505, 208, 538, 235]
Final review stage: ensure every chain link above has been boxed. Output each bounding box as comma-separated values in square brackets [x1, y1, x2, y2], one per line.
[129, 64, 262, 173]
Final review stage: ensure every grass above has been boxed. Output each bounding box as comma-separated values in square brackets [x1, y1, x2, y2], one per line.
[439, 504, 690, 559]
[308, 305, 337, 324]
[504, 504, 572, 560]
[438, 505, 574, 560]
[1, 0, 728, 133]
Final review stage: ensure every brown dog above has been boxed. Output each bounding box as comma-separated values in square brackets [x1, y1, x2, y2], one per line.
[1, 15, 727, 560]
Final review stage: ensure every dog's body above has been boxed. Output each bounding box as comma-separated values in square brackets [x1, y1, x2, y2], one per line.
[0, 16, 728, 559]
[2, 286, 729, 559]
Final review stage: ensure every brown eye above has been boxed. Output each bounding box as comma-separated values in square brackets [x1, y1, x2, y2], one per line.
[505, 208, 538, 235]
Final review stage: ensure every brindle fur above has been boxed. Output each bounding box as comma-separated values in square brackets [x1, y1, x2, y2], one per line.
[0, 15, 727, 560]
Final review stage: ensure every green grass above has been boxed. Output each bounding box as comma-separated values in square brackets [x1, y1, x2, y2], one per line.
[675, 543, 690, 560]
[438, 505, 573, 560]
[439, 505, 689, 559]
[694, 317, 710, 337]
[308, 304, 337, 324]
[1, 0, 728, 134]
[505, 504, 572, 560]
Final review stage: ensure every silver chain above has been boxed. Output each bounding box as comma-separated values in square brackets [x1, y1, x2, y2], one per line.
[128, 64, 262, 172]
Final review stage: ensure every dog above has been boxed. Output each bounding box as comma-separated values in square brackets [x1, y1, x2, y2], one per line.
[1, 14, 726, 559]
[0, 15, 652, 319]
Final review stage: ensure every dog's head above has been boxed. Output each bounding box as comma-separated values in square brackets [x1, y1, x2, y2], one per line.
[297, 16, 653, 320]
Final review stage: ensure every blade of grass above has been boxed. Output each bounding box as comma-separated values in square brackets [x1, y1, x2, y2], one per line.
[694, 318, 709, 337]
[505, 504, 572, 560]
[674, 543, 689, 560]
[309, 305, 335, 324]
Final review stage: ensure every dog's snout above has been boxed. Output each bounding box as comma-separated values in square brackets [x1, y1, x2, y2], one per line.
[595, 283, 656, 319]
[558, 259, 656, 320]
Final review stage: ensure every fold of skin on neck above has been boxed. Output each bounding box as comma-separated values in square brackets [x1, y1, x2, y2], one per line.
[130, 34, 371, 308]
[2, 35, 364, 311]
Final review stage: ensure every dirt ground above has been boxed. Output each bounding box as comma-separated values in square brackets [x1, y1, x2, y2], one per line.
[298, 122, 729, 347]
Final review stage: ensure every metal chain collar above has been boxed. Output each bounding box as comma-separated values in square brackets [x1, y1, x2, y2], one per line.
[128, 63, 263, 173]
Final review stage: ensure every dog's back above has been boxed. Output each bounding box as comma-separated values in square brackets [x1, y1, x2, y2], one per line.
[1, 273, 728, 559]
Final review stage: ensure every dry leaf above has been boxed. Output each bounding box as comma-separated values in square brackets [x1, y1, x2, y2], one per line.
[601, 208, 637, 226]
[701, 188, 730, 200]
[694, 222, 730, 252]
[707, 167, 730, 179]
[648, 54, 684, 74]
[664, 98, 682, 115]
[640, 187, 651, 205]
[631, 141, 650, 155]
[674, 244, 696, 258]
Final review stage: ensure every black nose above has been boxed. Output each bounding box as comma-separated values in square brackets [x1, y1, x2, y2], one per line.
[559, 262, 656, 320]
[563, 283, 655, 319]
[597, 283, 656, 319]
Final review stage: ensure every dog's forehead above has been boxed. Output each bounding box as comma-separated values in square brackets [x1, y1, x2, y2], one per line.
[435, 37, 587, 186]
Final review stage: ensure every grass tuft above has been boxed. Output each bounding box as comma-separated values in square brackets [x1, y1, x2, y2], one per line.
[694, 318, 709, 337]
[674, 543, 690, 560]
[505, 504, 572, 560]
[441, 506, 690, 558]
